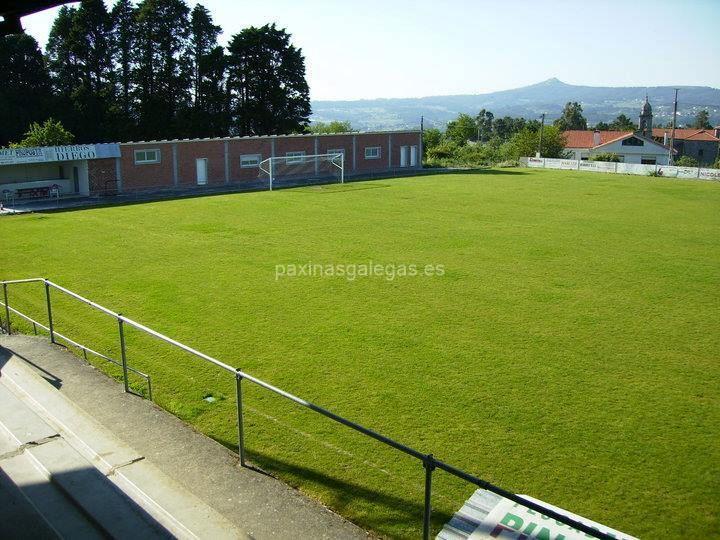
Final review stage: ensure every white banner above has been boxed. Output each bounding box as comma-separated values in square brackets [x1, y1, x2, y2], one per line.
[0, 144, 118, 166]
[527, 157, 545, 168]
[469, 494, 638, 540]
[0, 147, 46, 165]
[699, 168, 720, 181]
[521, 157, 718, 182]
[544, 158, 578, 170]
[579, 161, 616, 173]
[616, 163, 657, 175]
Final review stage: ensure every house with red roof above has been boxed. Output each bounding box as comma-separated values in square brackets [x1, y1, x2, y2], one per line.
[651, 128, 719, 165]
[564, 130, 674, 165]
[563, 97, 719, 165]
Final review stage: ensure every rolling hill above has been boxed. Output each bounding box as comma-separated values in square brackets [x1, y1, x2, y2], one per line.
[311, 78, 720, 131]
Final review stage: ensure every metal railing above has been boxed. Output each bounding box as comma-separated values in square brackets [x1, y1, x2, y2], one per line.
[0, 277, 615, 540]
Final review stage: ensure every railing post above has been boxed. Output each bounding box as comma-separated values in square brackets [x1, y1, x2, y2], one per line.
[3, 283, 10, 335]
[3, 283, 11, 336]
[117, 315, 130, 393]
[423, 454, 435, 540]
[236, 369, 246, 467]
[44, 281, 54, 343]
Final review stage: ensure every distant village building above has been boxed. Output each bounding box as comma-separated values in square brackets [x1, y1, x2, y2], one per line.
[652, 128, 719, 166]
[563, 97, 719, 165]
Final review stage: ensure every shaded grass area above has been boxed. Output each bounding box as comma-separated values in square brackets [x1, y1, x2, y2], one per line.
[1, 169, 719, 538]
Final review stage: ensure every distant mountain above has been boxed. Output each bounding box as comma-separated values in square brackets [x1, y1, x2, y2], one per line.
[311, 78, 720, 131]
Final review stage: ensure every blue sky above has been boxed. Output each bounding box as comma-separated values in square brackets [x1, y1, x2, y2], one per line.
[22, 0, 720, 101]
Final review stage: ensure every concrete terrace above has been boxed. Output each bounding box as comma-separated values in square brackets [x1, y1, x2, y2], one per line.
[0, 333, 367, 539]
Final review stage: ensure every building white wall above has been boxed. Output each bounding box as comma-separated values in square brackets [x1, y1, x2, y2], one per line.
[565, 139, 670, 165]
[593, 138, 670, 165]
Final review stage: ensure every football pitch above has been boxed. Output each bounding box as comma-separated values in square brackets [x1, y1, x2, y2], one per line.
[1, 169, 718, 538]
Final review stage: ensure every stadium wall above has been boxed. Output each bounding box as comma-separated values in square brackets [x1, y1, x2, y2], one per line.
[99, 130, 422, 196]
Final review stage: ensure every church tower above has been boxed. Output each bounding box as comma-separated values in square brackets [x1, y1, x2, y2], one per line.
[638, 95, 653, 139]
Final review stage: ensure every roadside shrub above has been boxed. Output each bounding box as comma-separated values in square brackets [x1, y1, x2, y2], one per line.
[590, 152, 621, 162]
[675, 155, 699, 167]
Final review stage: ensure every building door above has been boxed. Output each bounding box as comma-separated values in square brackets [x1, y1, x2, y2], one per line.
[73, 166, 80, 193]
[400, 146, 409, 167]
[410, 146, 418, 167]
[196, 158, 208, 185]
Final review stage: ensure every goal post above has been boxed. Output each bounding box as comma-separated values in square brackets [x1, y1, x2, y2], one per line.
[258, 153, 344, 191]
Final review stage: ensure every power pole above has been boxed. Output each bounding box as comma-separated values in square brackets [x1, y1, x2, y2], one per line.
[669, 89, 678, 165]
[537, 113, 545, 157]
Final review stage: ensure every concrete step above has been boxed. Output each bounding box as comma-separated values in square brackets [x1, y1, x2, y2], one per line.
[1, 354, 244, 540]
[0, 382, 57, 447]
[27, 437, 169, 539]
[0, 451, 104, 540]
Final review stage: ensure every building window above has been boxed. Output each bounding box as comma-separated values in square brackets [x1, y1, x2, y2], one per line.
[698, 149, 704, 157]
[365, 146, 381, 159]
[641, 156, 656, 165]
[621, 137, 643, 147]
[240, 154, 261, 168]
[134, 149, 160, 164]
[286, 151, 305, 164]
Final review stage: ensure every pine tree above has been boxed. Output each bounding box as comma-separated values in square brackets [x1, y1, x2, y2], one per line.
[46, 1, 115, 142]
[227, 24, 311, 136]
[553, 102, 588, 131]
[0, 34, 53, 147]
[186, 4, 227, 137]
[111, 0, 136, 135]
[133, 0, 192, 139]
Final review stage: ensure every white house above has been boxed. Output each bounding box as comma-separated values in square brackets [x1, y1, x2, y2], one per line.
[563, 97, 675, 165]
[564, 131, 674, 165]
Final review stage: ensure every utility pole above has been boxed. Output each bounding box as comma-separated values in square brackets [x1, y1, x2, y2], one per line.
[669, 89, 678, 165]
[537, 113, 545, 157]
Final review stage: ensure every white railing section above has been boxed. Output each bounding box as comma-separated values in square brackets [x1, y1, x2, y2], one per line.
[520, 156, 720, 180]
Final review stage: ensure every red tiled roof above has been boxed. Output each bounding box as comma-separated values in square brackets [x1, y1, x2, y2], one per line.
[563, 130, 630, 148]
[564, 130, 676, 152]
[651, 128, 719, 142]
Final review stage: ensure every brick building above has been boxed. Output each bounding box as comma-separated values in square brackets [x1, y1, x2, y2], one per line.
[0, 130, 422, 202]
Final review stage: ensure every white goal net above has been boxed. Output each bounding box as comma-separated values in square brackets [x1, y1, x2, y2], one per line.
[258, 153, 344, 190]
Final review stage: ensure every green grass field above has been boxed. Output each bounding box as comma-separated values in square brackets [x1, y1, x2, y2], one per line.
[1, 169, 718, 538]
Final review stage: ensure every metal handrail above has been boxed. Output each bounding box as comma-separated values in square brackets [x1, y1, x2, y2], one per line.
[1, 280, 152, 398]
[0, 277, 617, 540]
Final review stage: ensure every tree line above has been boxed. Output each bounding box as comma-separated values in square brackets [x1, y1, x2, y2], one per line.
[0, 0, 311, 147]
[422, 101, 717, 168]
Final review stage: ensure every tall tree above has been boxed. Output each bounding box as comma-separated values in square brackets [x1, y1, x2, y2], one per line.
[190, 4, 221, 106]
[71, 0, 115, 141]
[445, 113, 476, 145]
[46, 6, 81, 99]
[692, 110, 712, 129]
[475, 109, 494, 142]
[133, 0, 192, 139]
[46, 1, 115, 142]
[186, 4, 226, 136]
[554, 102, 587, 131]
[608, 114, 635, 131]
[111, 0, 136, 135]
[507, 126, 567, 159]
[227, 24, 311, 136]
[0, 34, 53, 147]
